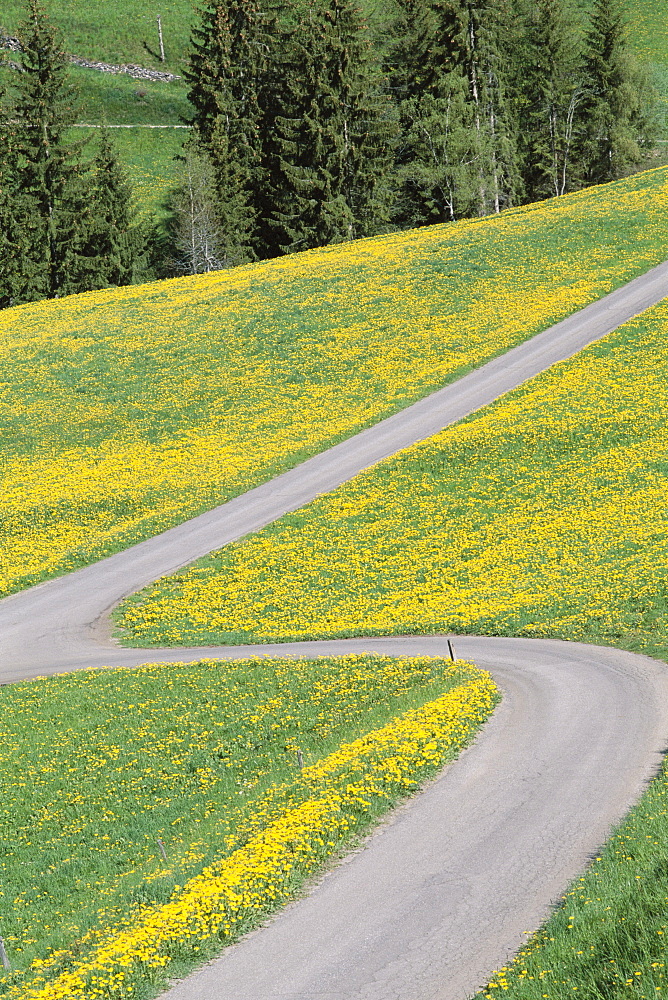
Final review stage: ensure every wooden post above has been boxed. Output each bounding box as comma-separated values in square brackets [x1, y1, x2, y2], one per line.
[297, 749, 304, 769]
[0, 937, 10, 971]
[157, 838, 168, 862]
[156, 15, 165, 62]
[447, 639, 456, 662]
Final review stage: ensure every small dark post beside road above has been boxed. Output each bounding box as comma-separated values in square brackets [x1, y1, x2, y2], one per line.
[448, 640, 456, 662]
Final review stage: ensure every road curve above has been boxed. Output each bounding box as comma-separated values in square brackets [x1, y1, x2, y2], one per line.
[149, 635, 668, 1000]
[1, 258, 668, 679]
[1, 261, 668, 997]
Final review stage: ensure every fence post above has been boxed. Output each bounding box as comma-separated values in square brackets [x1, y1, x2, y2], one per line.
[156, 16, 165, 62]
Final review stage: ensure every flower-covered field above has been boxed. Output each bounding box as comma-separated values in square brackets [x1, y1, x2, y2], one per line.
[116, 287, 668, 655]
[4, 167, 668, 599]
[0, 654, 497, 999]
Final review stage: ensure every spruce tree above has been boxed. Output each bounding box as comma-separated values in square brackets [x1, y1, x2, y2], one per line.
[580, 0, 655, 184]
[90, 133, 136, 284]
[386, 0, 466, 105]
[521, 0, 585, 199]
[60, 131, 142, 292]
[389, 0, 480, 226]
[388, 0, 521, 225]
[185, 0, 269, 262]
[0, 100, 34, 307]
[7, 1, 96, 300]
[0, 1, 142, 305]
[266, 0, 396, 253]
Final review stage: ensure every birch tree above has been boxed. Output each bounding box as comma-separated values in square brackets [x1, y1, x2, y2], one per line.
[464, 0, 523, 214]
[168, 146, 230, 274]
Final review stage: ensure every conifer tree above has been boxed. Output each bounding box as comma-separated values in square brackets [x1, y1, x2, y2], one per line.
[185, 0, 269, 262]
[388, 0, 521, 225]
[464, 0, 523, 214]
[389, 0, 481, 226]
[266, 0, 396, 253]
[579, 0, 655, 184]
[521, 0, 585, 199]
[1, 2, 85, 301]
[90, 133, 136, 282]
[397, 75, 479, 223]
[386, 0, 466, 105]
[0, 102, 32, 308]
[62, 131, 142, 291]
[0, 1, 141, 304]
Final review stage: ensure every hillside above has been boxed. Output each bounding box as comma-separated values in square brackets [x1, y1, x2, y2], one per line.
[120, 286, 668, 661]
[3, 166, 668, 598]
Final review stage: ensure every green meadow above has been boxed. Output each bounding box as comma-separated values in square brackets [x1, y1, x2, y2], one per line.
[0, 654, 492, 997]
[3, 167, 668, 599]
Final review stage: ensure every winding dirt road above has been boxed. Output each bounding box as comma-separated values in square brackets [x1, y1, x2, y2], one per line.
[3, 261, 668, 998]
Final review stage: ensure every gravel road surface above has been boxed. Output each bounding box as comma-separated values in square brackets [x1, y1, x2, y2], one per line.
[2, 261, 668, 998]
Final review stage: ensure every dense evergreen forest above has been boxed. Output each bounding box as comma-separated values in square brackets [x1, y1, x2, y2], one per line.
[0, 0, 657, 303]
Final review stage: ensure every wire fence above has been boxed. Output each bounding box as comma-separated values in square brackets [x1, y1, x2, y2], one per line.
[71, 123, 192, 128]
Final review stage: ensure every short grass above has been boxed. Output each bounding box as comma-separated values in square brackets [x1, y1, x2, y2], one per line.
[67, 120, 187, 223]
[0, 653, 490, 997]
[63, 66, 190, 219]
[66, 66, 190, 126]
[0, 1, 193, 75]
[91, 125, 186, 221]
[628, 0, 668, 79]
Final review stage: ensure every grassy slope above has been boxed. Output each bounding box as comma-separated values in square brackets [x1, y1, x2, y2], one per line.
[5, 165, 668, 599]
[0, 1, 192, 73]
[0, 655, 495, 997]
[64, 67, 190, 220]
[0, 1, 193, 217]
[59, 66, 190, 219]
[628, 0, 668, 89]
[114, 288, 668, 662]
[114, 272, 668, 999]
